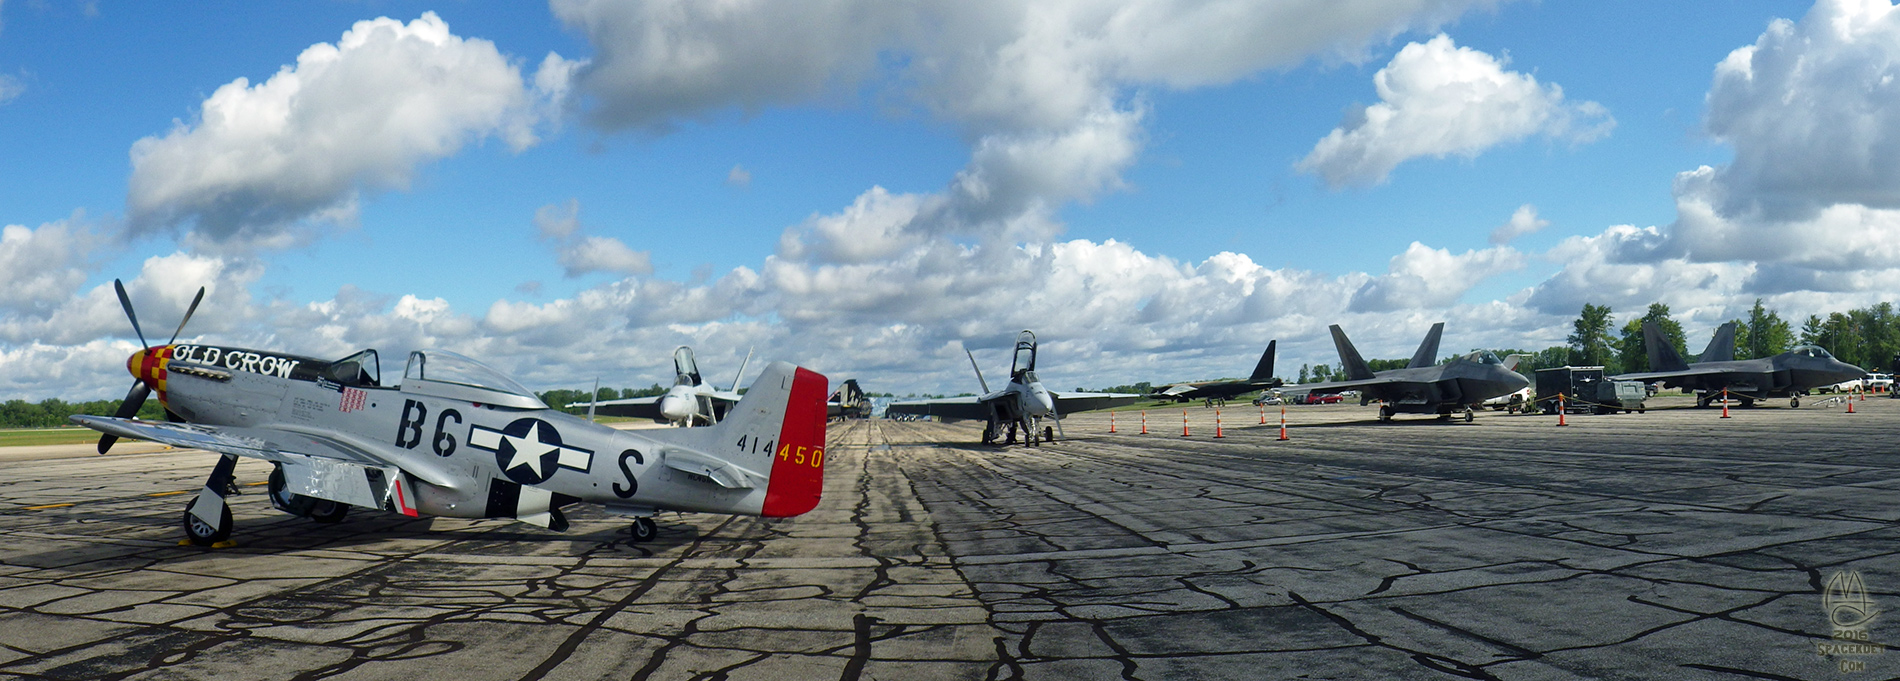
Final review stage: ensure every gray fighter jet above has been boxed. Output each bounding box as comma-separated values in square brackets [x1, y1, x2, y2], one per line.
[827, 379, 871, 420]
[1286, 322, 1530, 422]
[1151, 341, 1283, 406]
[71, 282, 827, 546]
[572, 346, 750, 426]
[1612, 320, 1866, 408]
[886, 330, 1143, 445]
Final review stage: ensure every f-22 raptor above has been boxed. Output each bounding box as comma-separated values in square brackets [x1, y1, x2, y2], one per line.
[1612, 320, 1866, 408]
[1287, 322, 1529, 422]
[1151, 341, 1283, 406]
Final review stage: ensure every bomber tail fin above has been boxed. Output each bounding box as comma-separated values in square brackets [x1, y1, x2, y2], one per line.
[1643, 320, 1689, 372]
[1249, 341, 1277, 383]
[1698, 322, 1737, 363]
[1407, 322, 1444, 369]
[1330, 325, 1377, 381]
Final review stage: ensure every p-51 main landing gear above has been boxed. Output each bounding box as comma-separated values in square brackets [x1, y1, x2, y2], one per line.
[267, 464, 349, 524]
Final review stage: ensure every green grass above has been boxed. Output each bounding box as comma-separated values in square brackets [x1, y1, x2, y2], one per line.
[0, 427, 111, 447]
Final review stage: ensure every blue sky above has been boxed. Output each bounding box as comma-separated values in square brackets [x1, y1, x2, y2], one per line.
[4, 0, 1895, 399]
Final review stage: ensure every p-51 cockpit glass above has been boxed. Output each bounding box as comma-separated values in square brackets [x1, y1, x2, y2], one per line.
[324, 349, 380, 387]
[403, 350, 537, 398]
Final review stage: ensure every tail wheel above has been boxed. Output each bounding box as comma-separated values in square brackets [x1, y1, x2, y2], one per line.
[631, 517, 658, 543]
[182, 496, 232, 546]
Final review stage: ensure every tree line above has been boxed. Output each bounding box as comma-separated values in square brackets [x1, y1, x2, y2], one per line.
[1, 398, 168, 429]
[1555, 299, 1897, 375]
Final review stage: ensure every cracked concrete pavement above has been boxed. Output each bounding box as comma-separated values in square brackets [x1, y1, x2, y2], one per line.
[1, 397, 1895, 679]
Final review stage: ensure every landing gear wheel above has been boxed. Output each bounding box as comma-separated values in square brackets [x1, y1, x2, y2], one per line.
[1463, 408, 1475, 423]
[631, 517, 658, 543]
[182, 496, 232, 546]
[1044, 426, 1055, 442]
[308, 499, 349, 524]
[1005, 423, 1019, 445]
[981, 424, 997, 445]
[1379, 405, 1394, 422]
[1791, 396, 1800, 408]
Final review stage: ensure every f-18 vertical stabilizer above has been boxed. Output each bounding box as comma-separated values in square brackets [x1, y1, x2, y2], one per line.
[1698, 321, 1737, 363]
[1249, 341, 1278, 383]
[1330, 325, 1377, 381]
[1407, 322, 1445, 369]
[1643, 320, 1689, 372]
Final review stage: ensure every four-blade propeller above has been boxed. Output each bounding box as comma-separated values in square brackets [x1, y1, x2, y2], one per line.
[98, 280, 204, 454]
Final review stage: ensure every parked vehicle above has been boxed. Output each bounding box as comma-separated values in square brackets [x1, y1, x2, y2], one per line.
[1534, 366, 1646, 414]
[1482, 387, 1532, 412]
[1818, 377, 1863, 393]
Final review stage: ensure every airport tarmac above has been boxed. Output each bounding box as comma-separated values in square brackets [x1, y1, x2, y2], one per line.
[0, 396, 1895, 679]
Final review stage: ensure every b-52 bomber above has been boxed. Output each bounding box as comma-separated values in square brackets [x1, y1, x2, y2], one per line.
[73, 282, 827, 546]
[1287, 322, 1529, 422]
[1611, 320, 1865, 408]
[1152, 341, 1282, 406]
[887, 330, 1143, 445]
[573, 346, 750, 426]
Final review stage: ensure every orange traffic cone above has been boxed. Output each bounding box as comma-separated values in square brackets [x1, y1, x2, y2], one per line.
[1140, 411, 1148, 435]
[1848, 393, 1856, 414]
[1109, 411, 1117, 433]
[1259, 404, 1266, 424]
[1277, 405, 1289, 441]
[1557, 394, 1567, 426]
[1720, 390, 1731, 418]
[1214, 409, 1225, 438]
[1182, 410, 1190, 437]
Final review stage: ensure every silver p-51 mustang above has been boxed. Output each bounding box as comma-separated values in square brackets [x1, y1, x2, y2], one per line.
[74, 282, 828, 546]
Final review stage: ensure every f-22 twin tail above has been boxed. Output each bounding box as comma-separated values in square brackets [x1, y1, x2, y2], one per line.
[73, 281, 829, 546]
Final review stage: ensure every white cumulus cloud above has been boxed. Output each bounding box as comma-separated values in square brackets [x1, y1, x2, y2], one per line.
[1489, 203, 1548, 245]
[533, 199, 654, 278]
[1299, 34, 1612, 188]
[127, 12, 575, 250]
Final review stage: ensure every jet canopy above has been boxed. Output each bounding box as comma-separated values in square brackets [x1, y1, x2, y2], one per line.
[1465, 350, 1503, 365]
[1010, 330, 1038, 377]
[1792, 345, 1835, 359]
[673, 346, 703, 386]
[401, 350, 546, 409]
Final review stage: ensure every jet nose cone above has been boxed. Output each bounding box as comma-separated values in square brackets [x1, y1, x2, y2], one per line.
[1500, 367, 1530, 390]
[659, 394, 692, 422]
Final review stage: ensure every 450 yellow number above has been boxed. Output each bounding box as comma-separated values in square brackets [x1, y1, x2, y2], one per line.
[776, 443, 824, 468]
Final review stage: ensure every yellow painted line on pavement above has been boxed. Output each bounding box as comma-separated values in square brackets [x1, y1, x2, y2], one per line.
[22, 503, 74, 510]
[147, 491, 188, 497]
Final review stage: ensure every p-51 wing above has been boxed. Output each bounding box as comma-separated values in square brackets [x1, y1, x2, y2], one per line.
[70, 415, 431, 515]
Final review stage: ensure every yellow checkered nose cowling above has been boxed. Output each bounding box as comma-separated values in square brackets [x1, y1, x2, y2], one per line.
[127, 345, 172, 404]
